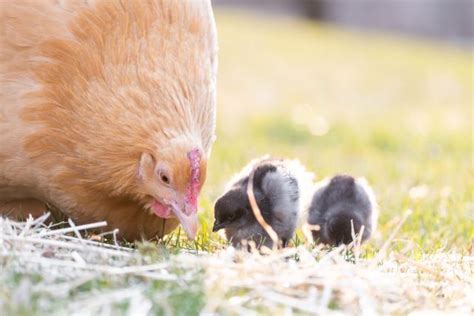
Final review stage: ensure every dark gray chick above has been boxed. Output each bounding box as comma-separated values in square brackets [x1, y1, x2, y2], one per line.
[213, 156, 313, 248]
[307, 175, 378, 246]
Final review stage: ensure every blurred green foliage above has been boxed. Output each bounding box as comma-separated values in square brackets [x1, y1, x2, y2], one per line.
[193, 10, 473, 254]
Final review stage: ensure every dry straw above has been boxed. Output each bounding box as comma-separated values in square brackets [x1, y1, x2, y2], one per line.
[1, 214, 472, 315]
[246, 169, 279, 250]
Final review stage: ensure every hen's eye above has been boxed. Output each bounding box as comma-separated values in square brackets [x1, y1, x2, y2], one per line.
[159, 171, 170, 185]
[227, 213, 235, 221]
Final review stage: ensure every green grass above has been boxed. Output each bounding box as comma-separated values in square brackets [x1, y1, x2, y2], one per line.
[1, 10, 473, 315]
[199, 10, 473, 255]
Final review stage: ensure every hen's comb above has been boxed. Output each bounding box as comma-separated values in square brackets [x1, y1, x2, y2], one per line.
[185, 148, 201, 213]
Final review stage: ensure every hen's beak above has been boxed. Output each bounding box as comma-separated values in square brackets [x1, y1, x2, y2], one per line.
[170, 202, 198, 240]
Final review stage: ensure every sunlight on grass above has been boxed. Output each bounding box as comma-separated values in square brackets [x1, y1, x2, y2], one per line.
[200, 10, 473, 254]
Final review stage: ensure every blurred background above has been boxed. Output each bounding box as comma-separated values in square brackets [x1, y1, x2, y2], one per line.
[198, 0, 473, 252]
[214, 0, 473, 46]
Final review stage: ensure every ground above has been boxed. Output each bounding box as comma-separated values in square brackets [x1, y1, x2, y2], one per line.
[1, 10, 473, 315]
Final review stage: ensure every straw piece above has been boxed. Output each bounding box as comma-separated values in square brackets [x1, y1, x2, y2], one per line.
[246, 170, 279, 250]
[376, 209, 412, 263]
[38, 221, 107, 237]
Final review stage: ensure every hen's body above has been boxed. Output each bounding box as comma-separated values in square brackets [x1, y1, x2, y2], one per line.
[0, 0, 218, 240]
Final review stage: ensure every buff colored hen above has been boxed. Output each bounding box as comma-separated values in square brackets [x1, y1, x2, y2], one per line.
[0, 0, 218, 240]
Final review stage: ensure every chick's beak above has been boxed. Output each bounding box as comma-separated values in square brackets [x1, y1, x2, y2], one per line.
[212, 221, 224, 232]
[170, 201, 198, 240]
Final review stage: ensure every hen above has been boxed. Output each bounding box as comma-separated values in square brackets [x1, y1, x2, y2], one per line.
[0, 0, 218, 240]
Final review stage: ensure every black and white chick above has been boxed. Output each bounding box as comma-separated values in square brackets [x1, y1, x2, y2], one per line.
[213, 156, 314, 248]
[307, 175, 378, 246]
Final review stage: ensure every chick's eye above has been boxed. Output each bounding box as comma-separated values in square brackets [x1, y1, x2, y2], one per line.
[228, 208, 244, 222]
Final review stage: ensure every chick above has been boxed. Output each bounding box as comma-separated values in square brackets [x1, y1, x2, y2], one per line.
[307, 175, 378, 245]
[213, 157, 313, 248]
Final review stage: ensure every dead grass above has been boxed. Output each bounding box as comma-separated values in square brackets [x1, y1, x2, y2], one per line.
[1, 214, 472, 315]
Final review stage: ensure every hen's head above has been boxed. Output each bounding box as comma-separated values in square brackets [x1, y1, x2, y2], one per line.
[137, 140, 206, 240]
